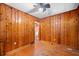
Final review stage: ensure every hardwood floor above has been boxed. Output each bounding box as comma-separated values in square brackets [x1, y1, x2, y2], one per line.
[6, 41, 79, 56]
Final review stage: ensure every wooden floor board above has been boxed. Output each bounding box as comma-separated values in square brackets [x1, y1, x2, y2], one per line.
[6, 41, 79, 56]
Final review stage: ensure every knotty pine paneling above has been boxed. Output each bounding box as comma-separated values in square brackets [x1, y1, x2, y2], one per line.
[0, 4, 7, 55]
[0, 4, 5, 56]
[40, 8, 79, 50]
[51, 15, 61, 44]
[77, 8, 79, 50]
[40, 20, 45, 40]
[11, 8, 18, 50]
[0, 3, 36, 55]
[40, 18, 51, 42]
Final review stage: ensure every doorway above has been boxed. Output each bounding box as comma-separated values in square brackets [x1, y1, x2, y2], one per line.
[34, 21, 39, 43]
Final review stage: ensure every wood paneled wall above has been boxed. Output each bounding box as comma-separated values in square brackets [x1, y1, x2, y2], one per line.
[40, 17, 51, 42]
[0, 3, 79, 56]
[39, 8, 79, 50]
[0, 4, 37, 55]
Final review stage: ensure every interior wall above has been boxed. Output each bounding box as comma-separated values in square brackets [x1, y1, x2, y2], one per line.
[0, 4, 37, 55]
[39, 7, 79, 50]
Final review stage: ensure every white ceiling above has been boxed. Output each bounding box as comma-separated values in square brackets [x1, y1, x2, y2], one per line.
[6, 3, 79, 19]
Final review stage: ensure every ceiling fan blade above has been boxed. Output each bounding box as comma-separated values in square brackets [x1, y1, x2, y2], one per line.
[39, 3, 43, 6]
[28, 7, 39, 13]
[33, 3, 41, 8]
[44, 4, 50, 8]
[33, 5, 37, 7]
[39, 3, 47, 8]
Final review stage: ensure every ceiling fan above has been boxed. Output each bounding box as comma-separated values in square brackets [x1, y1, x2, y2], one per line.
[28, 3, 51, 13]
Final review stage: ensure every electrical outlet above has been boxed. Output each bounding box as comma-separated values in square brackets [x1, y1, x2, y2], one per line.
[14, 42, 16, 45]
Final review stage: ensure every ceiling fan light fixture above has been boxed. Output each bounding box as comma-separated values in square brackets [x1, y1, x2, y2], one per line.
[39, 8, 43, 12]
[29, 3, 51, 13]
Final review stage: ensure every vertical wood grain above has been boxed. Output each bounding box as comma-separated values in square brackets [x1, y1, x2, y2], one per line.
[39, 8, 79, 50]
[0, 4, 36, 55]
